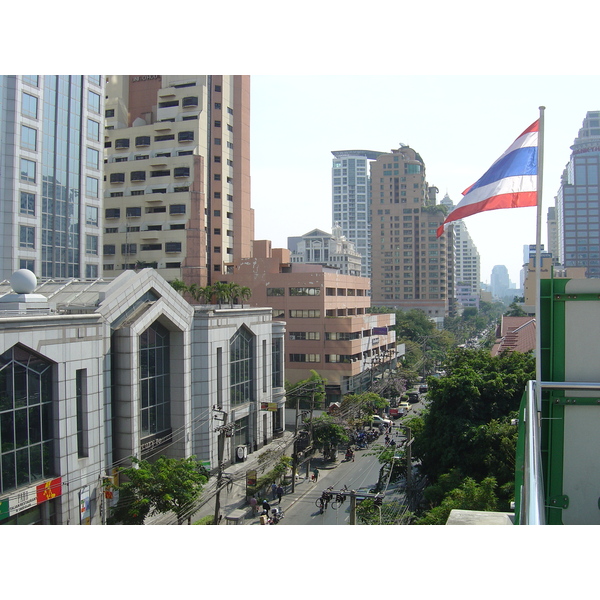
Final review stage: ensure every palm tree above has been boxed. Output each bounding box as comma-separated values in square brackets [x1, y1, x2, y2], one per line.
[238, 286, 252, 305]
[197, 285, 213, 304]
[170, 279, 188, 296]
[226, 283, 242, 308]
[211, 281, 230, 308]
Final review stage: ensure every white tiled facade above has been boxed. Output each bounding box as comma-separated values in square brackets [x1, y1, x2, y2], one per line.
[0, 268, 285, 524]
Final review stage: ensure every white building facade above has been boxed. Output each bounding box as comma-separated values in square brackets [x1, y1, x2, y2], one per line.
[0, 268, 285, 525]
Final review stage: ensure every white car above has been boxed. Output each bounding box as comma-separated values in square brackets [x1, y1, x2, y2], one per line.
[371, 415, 392, 426]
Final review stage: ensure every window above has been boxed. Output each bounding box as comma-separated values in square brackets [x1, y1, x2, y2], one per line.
[86, 176, 99, 198]
[86, 147, 99, 169]
[289, 332, 320, 340]
[174, 167, 190, 178]
[126, 207, 141, 217]
[165, 242, 182, 253]
[22, 92, 38, 118]
[86, 235, 98, 255]
[103, 245, 116, 255]
[178, 131, 194, 142]
[105, 108, 115, 118]
[289, 310, 321, 318]
[169, 204, 186, 215]
[121, 243, 137, 254]
[182, 96, 198, 107]
[22, 75, 39, 87]
[88, 90, 101, 114]
[20, 192, 35, 216]
[131, 171, 146, 182]
[115, 138, 130, 149]
[20, 158, 36, 183]
[140, 322, 171, 437]
[19, 225, 35, 248]
[158, 100, 179, 108]
[0, 346, 54, 495]
[20, 125, 37, 151]
[87, 119, 100, 141]
[289, 354, 320, 363]
[135, 136, 150, 147]
[105, 208, 120, 219]
[86, 205, 98, 226]
[151, 170, 170, 177]
[230, 327, 254, 407]
[141, 244, 162, 251]
[289, 287, 321, 296]
[154, 134, 174, 142]
[110, 173, 125, 183]
[85, 264, 98, 278]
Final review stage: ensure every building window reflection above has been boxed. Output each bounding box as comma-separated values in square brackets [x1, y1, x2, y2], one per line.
[140, 322, 171, 438]
[0, 346, 54, 495]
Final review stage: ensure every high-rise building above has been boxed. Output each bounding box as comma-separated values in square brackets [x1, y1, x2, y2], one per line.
[547, 206, 559, 263]
[440, 193, 481, 308]
[491, 264, 510, 300]
[0, 75, 105, 281]
[102, 75, 252, 287]
[556, 111, 600, 277]
[331, 150, 383, 278]
[369, 146, 453, 318]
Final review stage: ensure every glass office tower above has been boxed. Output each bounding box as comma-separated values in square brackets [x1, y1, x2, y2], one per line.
[557, 111, 600, 277]
[0, 75, 104, 280]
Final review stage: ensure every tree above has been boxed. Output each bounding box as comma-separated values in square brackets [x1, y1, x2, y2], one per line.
[285, 370, 326, 410]
[340, 392, 389, 425]
[416, 476, 499, 525]
[169, 279, 188, 295]
[211, 281, 230, 308]
[108, 456, 209, 525]
[412, 347, 534, 484]
[309, 414, 349, 461]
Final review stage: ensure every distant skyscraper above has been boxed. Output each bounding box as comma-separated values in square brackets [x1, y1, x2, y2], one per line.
[440, 193, 481, 306]
[547, 206, 559, 263]
[331, 150, 383, 278]
[369, 146, 453, 318]
[556, 111, 600, 277]
[0, 75, 105, 280]
[491, 264, 510, 299]
[102, 75, 252, 287]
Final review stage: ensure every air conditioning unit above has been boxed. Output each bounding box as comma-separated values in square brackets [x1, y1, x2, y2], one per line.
[236, 445, 248, 462]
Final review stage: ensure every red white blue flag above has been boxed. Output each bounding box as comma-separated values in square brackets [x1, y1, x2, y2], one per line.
[437, 120, 539, 237]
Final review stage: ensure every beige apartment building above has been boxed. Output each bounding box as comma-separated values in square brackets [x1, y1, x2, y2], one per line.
[223, 241, 399, 402]
[102, 75, 252, 287]
[369, 146, 454, 318]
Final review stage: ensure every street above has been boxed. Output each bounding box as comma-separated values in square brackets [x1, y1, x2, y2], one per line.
[280, 429, 407, 525]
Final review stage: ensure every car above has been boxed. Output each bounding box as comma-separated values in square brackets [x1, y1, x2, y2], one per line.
[407, 391, 420, 403]
[419, 384, 428, 394]
[371, 415, 392, 426]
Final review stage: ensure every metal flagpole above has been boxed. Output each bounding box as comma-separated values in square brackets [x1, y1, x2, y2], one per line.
[535, 106, 546, 406]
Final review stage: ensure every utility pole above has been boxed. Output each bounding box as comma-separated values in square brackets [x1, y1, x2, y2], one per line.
[213, 407, 233, 525]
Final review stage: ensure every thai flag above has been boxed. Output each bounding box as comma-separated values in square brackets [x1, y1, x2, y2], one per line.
[437, 120, 539, 237]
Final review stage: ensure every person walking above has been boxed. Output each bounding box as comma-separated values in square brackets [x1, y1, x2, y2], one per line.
[250, 495, 258, 516]
[312, 467, 319, 483]
[276, 484, 284, 504]
[271, 482, 278, 500]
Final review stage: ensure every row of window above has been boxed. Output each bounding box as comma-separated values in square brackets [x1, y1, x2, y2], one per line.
[19, 225, 99, 255]
[266, 287, 366, 297]
[105, 205, 186, 218]
[103, 242, 182, 255]
[107, 131, 195, 149]
[108, 167, 190, 183]
[289, 353, 388, 364]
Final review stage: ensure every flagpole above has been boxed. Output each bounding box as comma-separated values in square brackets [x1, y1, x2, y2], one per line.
[535, 106, 545, 405]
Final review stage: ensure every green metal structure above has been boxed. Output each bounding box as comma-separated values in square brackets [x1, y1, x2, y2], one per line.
[515, 276, 600, 524]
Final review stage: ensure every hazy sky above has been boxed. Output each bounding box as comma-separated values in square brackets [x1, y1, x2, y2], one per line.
[250, 75, 600, 285]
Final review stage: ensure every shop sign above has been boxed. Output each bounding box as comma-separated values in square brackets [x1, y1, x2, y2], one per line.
[0, 477, 62, 519]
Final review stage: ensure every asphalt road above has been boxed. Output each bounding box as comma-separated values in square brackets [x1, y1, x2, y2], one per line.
[280, 431, 406, 525]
